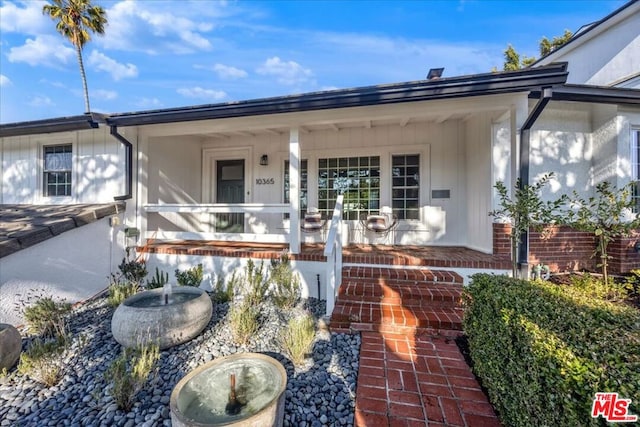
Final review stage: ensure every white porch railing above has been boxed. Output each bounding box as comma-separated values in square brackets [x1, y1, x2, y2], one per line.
[323, 195, 344, 316]
[143, 203, 291, 243]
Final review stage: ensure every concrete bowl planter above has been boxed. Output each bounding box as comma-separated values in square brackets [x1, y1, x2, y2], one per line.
[111, 287, 212, 350]
[0, 323, 22, 371]
[170, 353, 287, 427]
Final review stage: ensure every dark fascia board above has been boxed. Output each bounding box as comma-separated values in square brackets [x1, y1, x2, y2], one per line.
[530, 0, 639, 67]
[0, 113, 104, 138]
[106, 63, 569, 127]
[529, 84, 640, 105]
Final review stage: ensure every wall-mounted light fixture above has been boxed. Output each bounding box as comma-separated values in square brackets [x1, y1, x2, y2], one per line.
[260, 154, 269, 166]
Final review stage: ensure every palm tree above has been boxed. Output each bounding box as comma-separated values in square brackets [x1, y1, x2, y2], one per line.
[43, 0, 107, 114]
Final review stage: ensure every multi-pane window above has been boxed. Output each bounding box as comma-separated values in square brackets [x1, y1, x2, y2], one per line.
[284, 160, 308, 218]
[43, 144, 72, 197]
[632, 129, 640, 212]
[392, 154, 420, 220]
[318, 156, 380, 220]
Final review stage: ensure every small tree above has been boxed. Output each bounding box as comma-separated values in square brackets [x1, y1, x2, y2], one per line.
[490, 173, 565, 278]
[567, 182, 640, 285]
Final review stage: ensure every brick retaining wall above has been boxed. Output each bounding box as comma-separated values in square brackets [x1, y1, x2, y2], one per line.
[492, 223, 640, 274]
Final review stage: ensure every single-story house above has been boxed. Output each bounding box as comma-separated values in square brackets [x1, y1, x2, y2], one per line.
[1, 0, 638, 321]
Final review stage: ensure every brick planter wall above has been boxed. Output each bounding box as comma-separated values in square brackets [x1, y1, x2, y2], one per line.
[492, 223, 640, 274]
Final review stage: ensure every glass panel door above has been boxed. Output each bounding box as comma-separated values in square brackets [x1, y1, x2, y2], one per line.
[216, 159, 245, 232]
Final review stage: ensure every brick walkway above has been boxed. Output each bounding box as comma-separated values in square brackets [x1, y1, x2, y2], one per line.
[355, 332, 501, 427]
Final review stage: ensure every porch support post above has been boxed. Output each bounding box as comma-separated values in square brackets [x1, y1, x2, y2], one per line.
[289, 128, 301, 254]
[518, 87, 553, 275]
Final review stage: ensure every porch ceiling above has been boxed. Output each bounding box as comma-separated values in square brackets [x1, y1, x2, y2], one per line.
[138, 93, 519, 139]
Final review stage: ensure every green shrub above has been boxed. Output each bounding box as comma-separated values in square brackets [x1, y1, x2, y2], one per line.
[118, 251, 148, 285]
[108, 281, 139, 307]
[270, 253, 301, 309]
[280, 313, 316, 366]
[23, 297, 71, 338]
[569, 273, 633, 301]
[18, 337, 66, 386]
[463, 274, 640, 427]
[230, 301, 260, 345]
[104, 342, 159, 411]
[146, 267, 169, 289]
[211, 271, 238, 304]
[175, 263, 204, 287]
[243, 259, 269, 306]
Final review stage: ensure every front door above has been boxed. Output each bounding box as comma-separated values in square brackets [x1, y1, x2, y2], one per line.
[216, 159, 245, 233]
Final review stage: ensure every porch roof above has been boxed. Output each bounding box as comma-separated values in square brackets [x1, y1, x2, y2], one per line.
[105, 63, 568, 127]
[0, 62, 569, 138]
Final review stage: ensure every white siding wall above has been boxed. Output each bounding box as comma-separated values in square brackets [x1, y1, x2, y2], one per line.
[147, 135, 203, 232]
[144, 121, 471, 246]
[465, 113, 493, 253]
[1, 127, 125, 204]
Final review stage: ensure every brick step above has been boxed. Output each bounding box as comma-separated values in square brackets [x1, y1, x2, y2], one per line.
[338, 278, 462, 307]
[342, 266, 463, 284]
[330, 301, 463, 332]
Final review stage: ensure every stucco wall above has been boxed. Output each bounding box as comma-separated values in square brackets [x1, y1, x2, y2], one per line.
[530, 103, 594, 201]
[0, 216, 126, 325]
[540, 7, 639, 86]
[144, 253, 325, 300]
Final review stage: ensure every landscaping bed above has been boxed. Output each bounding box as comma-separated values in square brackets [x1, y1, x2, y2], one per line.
[0, 295, 360, 427]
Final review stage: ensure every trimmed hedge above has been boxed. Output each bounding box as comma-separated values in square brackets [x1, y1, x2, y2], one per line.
[463, 274, 640, 427]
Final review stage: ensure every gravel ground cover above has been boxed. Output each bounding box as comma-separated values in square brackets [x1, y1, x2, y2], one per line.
[0, 296, 360, 427]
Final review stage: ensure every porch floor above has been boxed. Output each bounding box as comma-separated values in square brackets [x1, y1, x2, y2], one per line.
[139, 241, 511, 270]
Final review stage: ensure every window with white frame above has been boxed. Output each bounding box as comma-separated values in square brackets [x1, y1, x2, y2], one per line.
[632, 128, 640, 212]
[43, 144, 72, 197]
[392, 154, 420, 220]
[318, 156, 380, 220]
[283, 159, 308, 218]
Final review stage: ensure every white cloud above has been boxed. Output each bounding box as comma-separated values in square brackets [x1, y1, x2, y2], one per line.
[135, 98, 164, 109]
[177, 87, 226, 101]
[0, 1, 49, 34]
[88, 50, 138, 81]
[28, 96, 54, 107]
[213, 64, 248, 79]
[0, 75, 11, 87]
[101, 1, 216, 54]
[7, 35, 74, 67]
[92, 89, 118, 101]
[256, 57, 313, 85]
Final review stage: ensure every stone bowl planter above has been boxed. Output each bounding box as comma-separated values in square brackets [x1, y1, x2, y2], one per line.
[0, 323, 22, 371]
[111, 287, 212, 350]
[170, 353, 287, 427]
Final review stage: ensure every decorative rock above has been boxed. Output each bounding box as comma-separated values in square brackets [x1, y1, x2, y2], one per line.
[0, 323, 21, 370]
[0, 297, 360, 426]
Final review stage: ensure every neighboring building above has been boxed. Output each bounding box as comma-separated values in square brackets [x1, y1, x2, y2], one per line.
[1, 1, 639, 318]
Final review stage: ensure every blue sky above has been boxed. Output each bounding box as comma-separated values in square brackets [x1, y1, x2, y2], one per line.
[0, 0, 628, 124]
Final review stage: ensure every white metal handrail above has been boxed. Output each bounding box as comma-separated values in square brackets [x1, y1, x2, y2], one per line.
[142, 203, 292, 244]
[323, 195, 344, 316]
[144, 203, 289, 214]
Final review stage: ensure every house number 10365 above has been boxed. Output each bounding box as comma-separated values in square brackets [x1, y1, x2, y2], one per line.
[256, 178, 275, 185]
